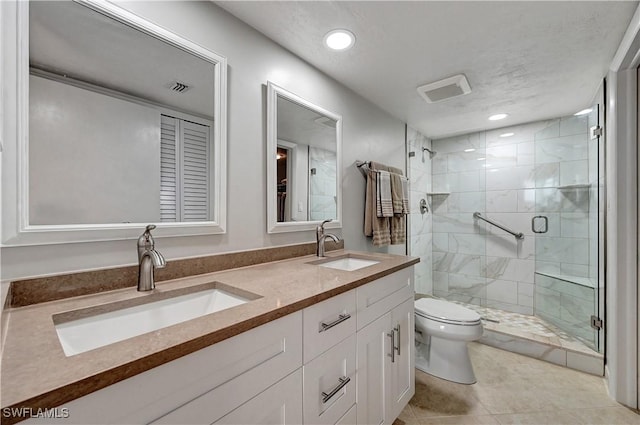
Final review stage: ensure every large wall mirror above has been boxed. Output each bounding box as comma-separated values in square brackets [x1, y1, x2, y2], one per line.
[266, 82, 342, 233]
[5, 0, 227, 244]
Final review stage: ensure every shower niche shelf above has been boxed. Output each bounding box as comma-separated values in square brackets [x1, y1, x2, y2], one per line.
[426, 192, 450, 196]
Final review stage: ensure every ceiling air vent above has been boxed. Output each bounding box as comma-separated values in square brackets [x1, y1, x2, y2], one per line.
[417, 74, 471, 103]
[166, 80, 191, 93]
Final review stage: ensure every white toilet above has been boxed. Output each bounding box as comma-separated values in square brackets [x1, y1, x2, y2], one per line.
[414, 298, 483, 384]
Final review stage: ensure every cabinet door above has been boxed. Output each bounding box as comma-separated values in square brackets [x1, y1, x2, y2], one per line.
[356, 312, 391, 425]
[215, 369, 303, 425]
[388, 298, 415, 422]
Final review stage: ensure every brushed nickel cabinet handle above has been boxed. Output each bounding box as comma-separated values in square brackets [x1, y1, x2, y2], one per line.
[322, 376, 351, 403]
[388, 331, 395, 363]
[319, 313, 351, 332]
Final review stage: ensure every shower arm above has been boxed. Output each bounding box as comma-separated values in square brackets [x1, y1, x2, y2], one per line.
[473, 212, 524, 240]
[422, 147, 436, 156]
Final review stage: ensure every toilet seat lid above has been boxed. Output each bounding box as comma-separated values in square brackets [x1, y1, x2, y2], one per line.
[415, 298, 481, 325]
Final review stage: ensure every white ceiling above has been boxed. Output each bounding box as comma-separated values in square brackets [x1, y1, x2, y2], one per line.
[278, 97, 337, 152]
[30, 1, 215, 119]
[217, 1, 638, 139]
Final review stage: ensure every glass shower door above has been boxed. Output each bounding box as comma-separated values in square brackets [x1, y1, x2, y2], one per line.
[533, 105, 602, 352]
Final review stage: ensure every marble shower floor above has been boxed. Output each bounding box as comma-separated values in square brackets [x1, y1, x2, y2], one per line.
[449, 301, 600, 357]
[395, 343, 640, 425]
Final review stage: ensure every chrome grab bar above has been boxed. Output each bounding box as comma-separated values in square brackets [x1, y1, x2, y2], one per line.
[473, 212, 524, 240]
[322, 376, 351, 403]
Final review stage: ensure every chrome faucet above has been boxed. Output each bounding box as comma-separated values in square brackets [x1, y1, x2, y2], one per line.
[316, 219, 340, 257]
[137, 224, 166, 291]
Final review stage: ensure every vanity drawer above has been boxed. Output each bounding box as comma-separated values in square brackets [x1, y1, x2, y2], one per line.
[303, 289, 356, 363]
[149, 312, 302, 425]
[214, 369, 303, 425]
[356, 268, 413, 330]
[303, 334, 356, 425]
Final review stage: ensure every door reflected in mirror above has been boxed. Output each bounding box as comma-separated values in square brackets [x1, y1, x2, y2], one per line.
[267, 82, 342, 233]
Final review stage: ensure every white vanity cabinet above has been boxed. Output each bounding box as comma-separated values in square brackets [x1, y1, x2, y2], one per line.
[356, 269, 415, 425]
[22, 266, 414, 425]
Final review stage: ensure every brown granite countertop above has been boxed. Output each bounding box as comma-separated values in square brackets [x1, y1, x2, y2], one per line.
[0, 250, 418, 421]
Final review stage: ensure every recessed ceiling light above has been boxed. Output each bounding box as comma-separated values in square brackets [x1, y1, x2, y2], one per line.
[574, 108, 593, 116]
[477, 157, 486, 161]
[500, 132, 515, 138]
[324, 29, 355, 51]
[489, 113, 508, 121]
[464, 148, 476, 152]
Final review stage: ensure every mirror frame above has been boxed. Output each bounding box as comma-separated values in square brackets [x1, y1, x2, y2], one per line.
[266, 81, 342, 234]
[2, 0, 228, 245]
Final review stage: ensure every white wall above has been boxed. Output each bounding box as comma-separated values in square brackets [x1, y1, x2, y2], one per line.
[606, 68, 639, 408]
[29, 75, 161, 225]
[0, 1, 405, 281]
[605, 2, 640, 408]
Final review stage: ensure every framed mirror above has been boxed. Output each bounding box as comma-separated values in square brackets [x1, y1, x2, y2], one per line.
[266, 82, 342, 233]
[4, 0, 227, 245]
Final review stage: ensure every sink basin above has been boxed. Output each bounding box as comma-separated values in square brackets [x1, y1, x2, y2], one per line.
[54, 282, 260, 356]
[309, 254, 380, 271]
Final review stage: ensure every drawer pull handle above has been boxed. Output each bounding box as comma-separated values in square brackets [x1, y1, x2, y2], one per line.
[387, 331, 395, 363]
[320, 313, 351, 332]
[394, 325, 401, 356]
[322, 376, 351, 403]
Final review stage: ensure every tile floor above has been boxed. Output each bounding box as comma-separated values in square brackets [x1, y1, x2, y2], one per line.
[395, 343, 640, 425]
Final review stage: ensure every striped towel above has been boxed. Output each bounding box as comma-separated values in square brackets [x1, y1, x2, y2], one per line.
[364, 169, 391, 246]
[390, 173, 410, 215]
[401, 176, 410, 214]
[376, 171, 393, 217]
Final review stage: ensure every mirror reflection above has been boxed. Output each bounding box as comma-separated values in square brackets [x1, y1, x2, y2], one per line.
[275, 96, 338, 222]
[29, 1, 217, 225]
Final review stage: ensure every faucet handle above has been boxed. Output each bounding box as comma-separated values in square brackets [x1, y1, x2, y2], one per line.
[138, 224, 157, 250]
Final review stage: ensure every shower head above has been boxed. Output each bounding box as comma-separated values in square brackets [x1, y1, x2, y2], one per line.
[422, 147, 436, 157]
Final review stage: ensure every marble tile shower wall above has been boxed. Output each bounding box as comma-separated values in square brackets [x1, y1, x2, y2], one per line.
[407, 126, 433, 295]
[309, 147, 337, 221]
[430, 115, 592, 316]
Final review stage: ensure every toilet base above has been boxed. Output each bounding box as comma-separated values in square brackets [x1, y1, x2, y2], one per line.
[415, 336, 477, 384]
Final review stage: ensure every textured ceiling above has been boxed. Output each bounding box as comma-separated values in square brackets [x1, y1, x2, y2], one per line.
[217, 1, 638, 139]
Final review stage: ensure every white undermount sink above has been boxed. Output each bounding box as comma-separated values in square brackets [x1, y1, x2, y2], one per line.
[54, 283, 258, 356]
[310, 255, 380, 271]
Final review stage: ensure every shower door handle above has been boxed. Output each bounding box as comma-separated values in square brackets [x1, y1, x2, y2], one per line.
[532, 216, 548, 234]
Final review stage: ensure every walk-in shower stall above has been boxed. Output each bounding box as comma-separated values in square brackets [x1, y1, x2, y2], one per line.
[407, 105, 604, 355]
